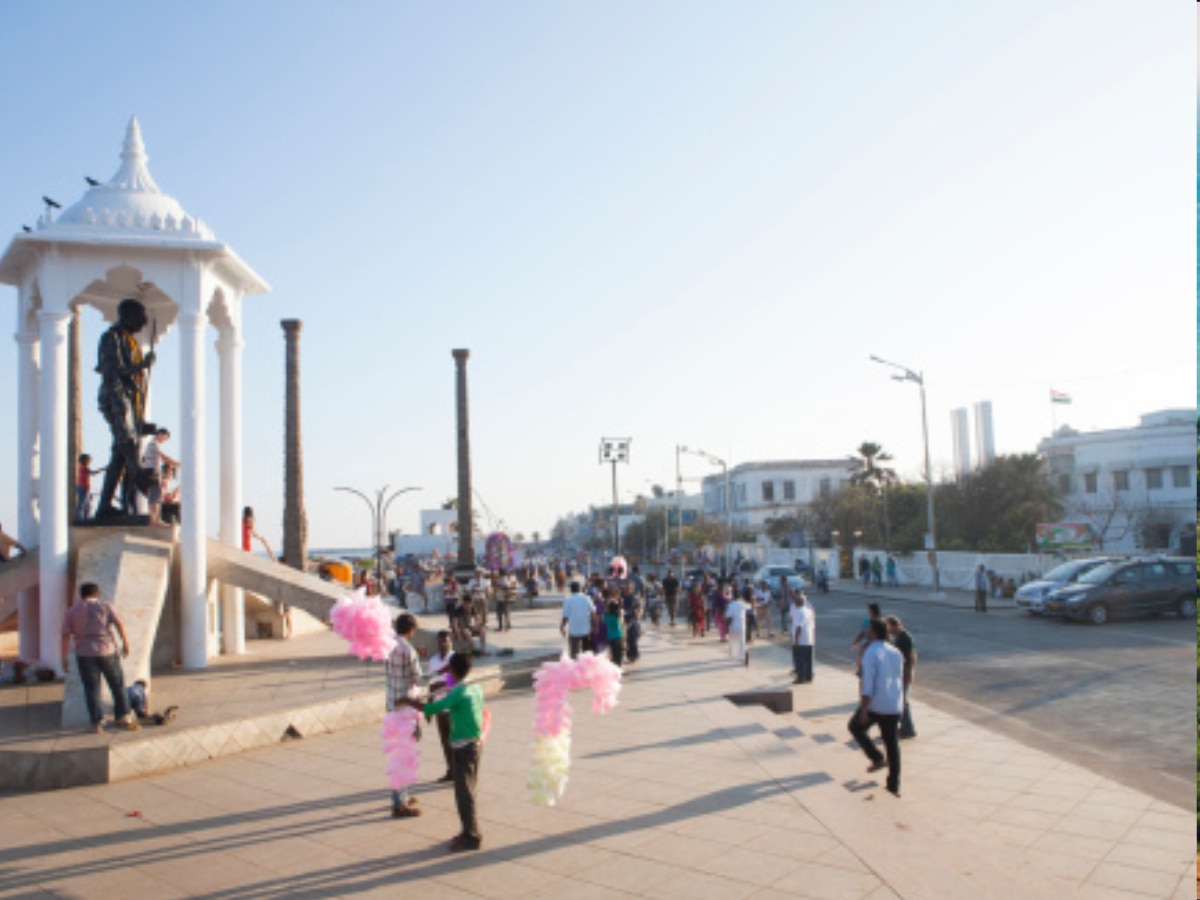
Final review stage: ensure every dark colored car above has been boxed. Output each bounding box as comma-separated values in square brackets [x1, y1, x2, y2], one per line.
[1043, 557, 1196, 625]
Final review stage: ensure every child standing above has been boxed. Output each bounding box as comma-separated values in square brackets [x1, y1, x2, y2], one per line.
[385, 613, 423, 818]
[604, 592, 625, 667]
[75, 454, 105, 522]
[406, 653, 485, 852]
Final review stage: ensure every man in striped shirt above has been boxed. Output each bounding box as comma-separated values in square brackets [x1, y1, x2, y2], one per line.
[385, 613, 423, 818]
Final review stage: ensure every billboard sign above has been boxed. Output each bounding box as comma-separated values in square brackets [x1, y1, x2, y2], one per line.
[1035, 522, 1093, 552]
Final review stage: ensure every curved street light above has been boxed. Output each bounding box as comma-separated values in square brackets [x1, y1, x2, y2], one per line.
[680, 445, 732, 575]
[868, 354, 940, 594]
[335, 484, 423, 593]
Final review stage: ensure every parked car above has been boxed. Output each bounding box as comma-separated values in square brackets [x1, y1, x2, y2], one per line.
[1043, 557, 1196, 625]
[752, 564, 807, 592]
[1014, 557, 1119, 615]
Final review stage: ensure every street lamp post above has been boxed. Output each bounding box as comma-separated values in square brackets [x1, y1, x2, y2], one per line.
[680, 446, 731, 576]
[869, 354, 941, 594]
[335, 484, 422, 597]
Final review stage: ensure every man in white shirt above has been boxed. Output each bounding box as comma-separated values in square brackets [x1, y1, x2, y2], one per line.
[847, 619, 904, 797]
[789, 593, 815, 684]
[724, 589, 751, 667]
[560, 582, 597, 659]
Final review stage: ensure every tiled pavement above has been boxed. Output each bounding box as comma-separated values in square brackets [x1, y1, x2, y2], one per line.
[0, 608, 1191, 899]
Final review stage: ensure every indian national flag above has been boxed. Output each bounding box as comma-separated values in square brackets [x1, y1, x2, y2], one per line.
[1050, 390, 1071, 405]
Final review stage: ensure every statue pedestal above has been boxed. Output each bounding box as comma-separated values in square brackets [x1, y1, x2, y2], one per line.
[62, 531, 174, 728]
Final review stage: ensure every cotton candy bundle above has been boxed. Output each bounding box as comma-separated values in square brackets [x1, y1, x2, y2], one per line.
[528, 653, 622, 806]
[531, 657, 576, 737]
[528, 732, 572, 806]
[330, 589, 396, 661]
[381, 707, 421, 790]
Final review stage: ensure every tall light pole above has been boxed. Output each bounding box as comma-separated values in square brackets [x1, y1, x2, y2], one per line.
[336, 485, 422, 595]
[869, 354, 940, 594]
[680, 446, 731, 575]
[599, 438, 631, 559]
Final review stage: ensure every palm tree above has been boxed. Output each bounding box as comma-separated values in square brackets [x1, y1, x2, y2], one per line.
[849, 442, 898, 551]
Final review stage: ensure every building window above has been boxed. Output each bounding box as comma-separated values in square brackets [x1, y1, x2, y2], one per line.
[1145, 468, 1163, 490]
[1112, 470, 1129, 492]
[1171, 465, 1190, 488]
[783, 480, 795, 501]
[819, 477, 831, 497]
[1057, 474, 1071, 494]
[738, 483, 747, 504]
[1083, 472, 1097, 494]
[762, 481, 775, 502]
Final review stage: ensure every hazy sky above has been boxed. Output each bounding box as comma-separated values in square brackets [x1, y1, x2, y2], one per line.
[0, 1, 1193, 549]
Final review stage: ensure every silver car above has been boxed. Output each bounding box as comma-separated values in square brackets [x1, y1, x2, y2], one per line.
[1014, 557, 1118, 614]
[753, 564, 807, 593]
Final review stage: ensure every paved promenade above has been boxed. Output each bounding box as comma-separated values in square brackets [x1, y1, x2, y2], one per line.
[0, 607, 1191, 899]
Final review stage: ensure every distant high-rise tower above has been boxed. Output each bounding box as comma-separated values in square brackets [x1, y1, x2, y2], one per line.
[974, 401, 995, 469]
[951, 408, 971, 479]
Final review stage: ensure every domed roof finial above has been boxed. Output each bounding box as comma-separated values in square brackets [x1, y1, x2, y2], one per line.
[108, 114, 160, 193]
[122, 116, 147, 164]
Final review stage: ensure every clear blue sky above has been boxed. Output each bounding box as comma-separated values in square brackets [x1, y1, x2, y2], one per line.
[0, 1, 1193, 549]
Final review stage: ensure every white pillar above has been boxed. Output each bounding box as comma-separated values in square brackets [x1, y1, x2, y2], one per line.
[37, 309, 71, 671]
[216, 328, 245, 654]
[179, 309, 208, 668]
[14, 328, 41, 660]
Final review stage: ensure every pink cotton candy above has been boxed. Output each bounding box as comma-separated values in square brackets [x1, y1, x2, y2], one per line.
[381, 707, 421, 790]
[330, 589, 396, 661]
[528, 652, 622, 805]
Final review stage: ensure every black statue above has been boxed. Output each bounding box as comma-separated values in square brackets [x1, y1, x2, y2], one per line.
[94, 298, 158, 519]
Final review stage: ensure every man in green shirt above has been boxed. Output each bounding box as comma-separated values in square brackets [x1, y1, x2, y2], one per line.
[886, 615, 917, 739]
[404, 653, 485, 851]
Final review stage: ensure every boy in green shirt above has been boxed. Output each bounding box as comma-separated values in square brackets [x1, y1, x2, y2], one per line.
[403, 653, 485, 852]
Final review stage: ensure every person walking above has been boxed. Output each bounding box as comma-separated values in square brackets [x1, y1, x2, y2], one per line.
[775, 576, 794, 634]
[850, 602, 881, 673]
[790, 592, 815, 684]
[621, 582, 642, 663]
[847, 619, 904, 797]
[386, 613, 424, 817]
[495, 569, 516, 632]
[688, 580, 706, 638]
[724, 589, 751, 667]
[858, 555, 871, 588]
[60, 582, 139, 733]
[560, 581, 596, 659]
[885, 554, 898, 587]
[713, 582, 731, 642]
[974, 564, 988, 613]
[886, 615, 917, 739]
[662, 569, 680, 627]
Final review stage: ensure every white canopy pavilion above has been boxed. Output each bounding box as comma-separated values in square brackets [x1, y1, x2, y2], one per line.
[0, 117, 270, 670]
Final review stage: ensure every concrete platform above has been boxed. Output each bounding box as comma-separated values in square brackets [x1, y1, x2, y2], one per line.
[0, 628, 558, 792]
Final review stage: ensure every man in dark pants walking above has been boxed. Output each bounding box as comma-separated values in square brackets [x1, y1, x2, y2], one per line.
[974, 563, 988, 612]
[847, 619, 904, 797]
[661, 570, 680, 626]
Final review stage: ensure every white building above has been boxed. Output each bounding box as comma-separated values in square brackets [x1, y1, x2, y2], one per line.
[1038, 409, 1195, 552]
[701, 460, 855, 531]
[974, 400, 996, 469]
[951, 408, 971, 478]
